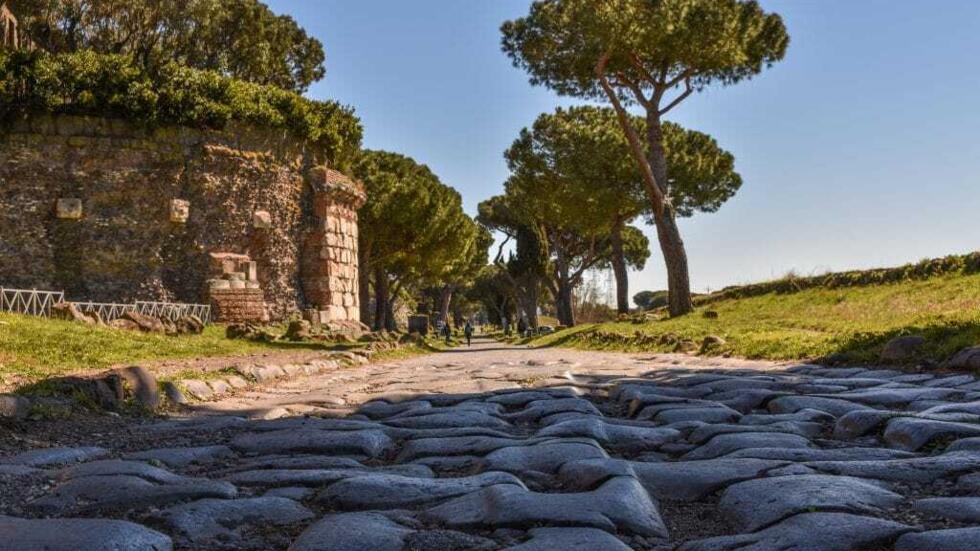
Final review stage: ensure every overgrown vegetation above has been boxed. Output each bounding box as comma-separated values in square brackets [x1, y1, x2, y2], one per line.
[0, 50, 362, 169]
[530, 271, 980, 365]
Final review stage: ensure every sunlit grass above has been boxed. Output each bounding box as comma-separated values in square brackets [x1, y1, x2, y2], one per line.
[531, 273, 980, 364]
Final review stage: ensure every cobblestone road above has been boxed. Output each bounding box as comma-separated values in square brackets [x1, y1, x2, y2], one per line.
[2, 338, 980, 550]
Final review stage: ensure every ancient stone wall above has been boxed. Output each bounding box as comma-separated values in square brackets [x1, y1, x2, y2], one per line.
[0, 115, 363, 323]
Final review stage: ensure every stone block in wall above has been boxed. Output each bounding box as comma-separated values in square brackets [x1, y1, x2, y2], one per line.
[209, 288, 268, 323]
[169, 199, 190, 223]
[253, 210, 272, 229]
[56, 198, 82, 219]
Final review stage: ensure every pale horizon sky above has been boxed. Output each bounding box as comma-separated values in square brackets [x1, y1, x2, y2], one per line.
[267, 0, 980, 295]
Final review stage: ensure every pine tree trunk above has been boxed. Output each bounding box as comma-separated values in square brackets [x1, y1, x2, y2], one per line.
[647, 110, 694, 316]
[524, 284, 539, 329]
[438, 285, 453, 326]
[554, 251, 576, 327]
[358, 246, 372, 326]
[385, 297, 396, 332]
[610, 217, 630, 315]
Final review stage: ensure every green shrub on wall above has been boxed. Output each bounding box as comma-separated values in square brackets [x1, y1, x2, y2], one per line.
[0, 50, 362, 169]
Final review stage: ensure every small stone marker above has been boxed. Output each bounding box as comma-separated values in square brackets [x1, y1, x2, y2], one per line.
[56, 198, 83, 219]
[170, 199, 190, 223]
[253, 210, 272, 229]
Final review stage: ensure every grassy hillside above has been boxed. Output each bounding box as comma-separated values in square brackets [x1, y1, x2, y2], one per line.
[532, 272, 980, 365]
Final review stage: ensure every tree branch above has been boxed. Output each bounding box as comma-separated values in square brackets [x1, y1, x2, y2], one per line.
[613, 72, 651, 109]
[595, 53, 666, 217]
[659, 77, 693, 115]
[493, 234, 513, 265]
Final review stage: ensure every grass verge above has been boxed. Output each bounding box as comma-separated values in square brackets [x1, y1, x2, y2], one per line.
[530, 273, 980, 365]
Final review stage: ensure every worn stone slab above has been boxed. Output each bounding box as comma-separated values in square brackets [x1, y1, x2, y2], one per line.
[58, 460, 187, 484]
[913, 497, 980, 523]
[382, 411, 511, 430]
[318, 471, 525, 509]
[424, 476, 667, 537]
[1, 446, 109, 467]
[830, 387, 963, 407]
[0, 516, 172, 551]
[806, 451, 980, 483]
[395, 435, 529, 462]
[504, 527, 632, 551]
[536, 418, 680, 452]
[652, 406, 742, 425]
[683, 432, 812, 460]
[719, 475, 903, 531]
[947, 437, 980, 452]
[895, 527, 980, 551]
[479, 440, 608, 475]
[769, 396, 872, 417]
[832, 410, 900, 440]
[28, 474, 237, 515]
[288, 511, 414, 551]
[740, 408, 836, 426]
[124, 446, 235, 468]
[558, 457, 788, 501]
[725, 446, 918, 462]
[883, 417, 980, 451]
[230, 429, 394, 457]
[505, 398, 601, 423]
[157, 497, 313, 543]
[688, 422, 820, 445]
[225, 464, 434, 487]
[679, 512, 912, 551]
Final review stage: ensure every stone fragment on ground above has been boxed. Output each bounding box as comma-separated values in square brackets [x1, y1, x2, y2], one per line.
[0, 516, 172, 551]
[156, 497, 313, 544]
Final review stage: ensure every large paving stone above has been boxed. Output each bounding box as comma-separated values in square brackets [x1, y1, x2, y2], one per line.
[504, 527, 632, 551]
[769, 396, 872, 417]
[58, 459, 188, 483]
[688, 422, 820, 445]
[679, 512, 913, 551]
[725, 446, 918, 462]
[832, 410, 900, 439]
[913, 497, 980, 522]
[156, 497, 313, 543]
[318, 471, 524, 509]
[124, 445, 235, 468]
[947, 437, 980, 452]
[479, 439, 608, 475]
[920, 399, 980, 416]
[288, 511, 414, 551]
[424, 476, 667, 537]
[683, 432, 812, 460]
[382, 410, 512, 430]
[505, 398, 601, 423]
[805, 451, 980, 482]
[719, 475, 903, 531]
[536, 418, 680, 452]
[28, 474, 237, 515]
[895, 527, 980, 551]
[0, 446, 109, 467]
[830, 387, 963, 407]
[558, 457, 788, 501]
[882, 417, 980, 451]
[0, 516, 172, 550]
[356, 399, 432, 419]
[225, 464, 433, 487]
[651, 406, 742, 425]
[230, 429, 394, 458]
[396, 435, 528, 462]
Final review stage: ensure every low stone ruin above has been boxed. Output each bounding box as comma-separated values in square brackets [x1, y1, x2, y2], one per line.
[207, 253, 268, 323]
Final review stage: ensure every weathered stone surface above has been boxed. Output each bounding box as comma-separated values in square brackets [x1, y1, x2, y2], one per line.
[29, 474, 237, 515]
[536, 418, 681, 452]
[683, 432, 812, 460]
[58, 459, 187, 483]
[230, 429, 394, 457]
[769, 395, 872, 417]
[947, 437, 980, 452]
[225, 464, 433, 487]
[124, 445, 235, 468]
[895, 527, 980, 551]
[558, 457, 788, 501]
[319, 472, 524, 509]
[883, 417, 980, 451]
[739, 408, 835, 426]
[479, 440, 608, 474]
[382, 411, 511, 430]
[679, 512, 912, 551]
[156, 497, 313, 543]
[182, 380, 213, 401]
[946, 346, 980, 370]
[505, 398, 601, 423]
[1, 446, 108, 467]
[396, 435, 528, 462]
[806, 451, 980, 483]
[912, 497, 980, 522]
[651, 406, 742, 425]
[424, 477, 667, 537]
[288, 511, 414, 551]
[0, 516, 172, 551]
[725, 446, 917, 462]
[504, 527, 632, 551]
[0, 394, 31, 419]
[880, 335, 926, 362]
[832, 387, 962, 407]
[688, 422, 820, 445]
[719, 475, 903, 531]
[832, 409, 899, 440]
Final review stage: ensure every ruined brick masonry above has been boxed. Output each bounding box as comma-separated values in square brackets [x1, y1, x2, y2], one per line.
[0, 115, 365, 324]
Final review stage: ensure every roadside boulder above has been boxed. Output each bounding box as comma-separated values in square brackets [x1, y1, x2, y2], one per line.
[52, 302, 99, 325]
[121, 311, 167, 333]
[880, 335, 926, 362]
[947, 347, 980, 370]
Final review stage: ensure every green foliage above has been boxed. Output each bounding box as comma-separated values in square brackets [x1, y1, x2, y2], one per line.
[501, 0, 789, 102]
[703, 252, 980, 304]
[8, 0, 325, 92]
[634, 290, 669, 310]
[0, 50, 362, 168]
[530, 271, 980, 365]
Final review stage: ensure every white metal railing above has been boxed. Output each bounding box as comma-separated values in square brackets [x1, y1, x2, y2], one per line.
[0, 287, 210, 324]
[0, 287, 65, 316]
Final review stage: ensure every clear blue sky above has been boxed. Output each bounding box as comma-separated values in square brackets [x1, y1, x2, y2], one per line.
[267, 0, 980, 294]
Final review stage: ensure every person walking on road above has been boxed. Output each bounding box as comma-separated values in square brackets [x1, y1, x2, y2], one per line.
[464, 322, 474, 346]
[442, 322, 452, 345]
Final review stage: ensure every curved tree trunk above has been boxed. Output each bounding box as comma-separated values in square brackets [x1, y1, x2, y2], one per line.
[438, 285, 453, 326]
[610, 217, 630, 315]
[647, 111, 694, 317]
[554, 251, 576, 327]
